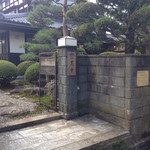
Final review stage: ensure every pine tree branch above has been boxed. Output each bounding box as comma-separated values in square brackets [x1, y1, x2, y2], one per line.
[52, 0, 63, 6]
[67, 3, 75, 7]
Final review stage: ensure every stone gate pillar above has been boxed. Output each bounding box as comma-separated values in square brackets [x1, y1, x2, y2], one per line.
[58, 36, 78, 119]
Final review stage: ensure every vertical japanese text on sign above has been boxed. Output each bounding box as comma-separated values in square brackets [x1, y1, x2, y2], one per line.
[67, 52, 76, 76]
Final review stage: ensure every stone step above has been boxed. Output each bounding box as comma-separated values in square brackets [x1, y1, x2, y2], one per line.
[0, 112, 61, 133]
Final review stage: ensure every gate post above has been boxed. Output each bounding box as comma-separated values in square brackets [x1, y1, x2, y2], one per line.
[58, 36, 78, 119]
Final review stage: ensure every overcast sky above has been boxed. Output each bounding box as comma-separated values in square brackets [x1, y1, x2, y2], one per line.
[58, 0, 96, 4]
[88, 0, 96, 3]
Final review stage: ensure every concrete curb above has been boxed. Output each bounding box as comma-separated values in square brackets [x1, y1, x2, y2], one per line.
[82, 132, 131, 150]
[0, 112, 62, 133]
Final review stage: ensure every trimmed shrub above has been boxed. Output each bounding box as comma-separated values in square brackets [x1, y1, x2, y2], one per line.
[17, 61, 35, 75]
[99, 51, 119, 55]
[77, 47, 87, 55]
[0, 60, 18, 87]
[24, 62, 39, 83]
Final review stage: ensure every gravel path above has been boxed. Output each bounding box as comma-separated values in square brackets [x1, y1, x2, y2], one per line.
[0, 90, 53, 124]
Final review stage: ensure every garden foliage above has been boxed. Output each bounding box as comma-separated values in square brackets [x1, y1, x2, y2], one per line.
[19, 53, 38, 61]
[17, 61, 35, 75]
[100, 51, 118, 55]
[0, 60, 18, 87]
[24, 62, 39, 83]
[67, 0, 150, 54]
[20, 0, 62, 61]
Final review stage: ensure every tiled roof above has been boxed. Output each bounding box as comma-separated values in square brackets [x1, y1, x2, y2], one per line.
[1, 12, 75, 29]
[1, 13, 66, 28]
[0, 0, 75, 28]
[3, 13, 29, 24]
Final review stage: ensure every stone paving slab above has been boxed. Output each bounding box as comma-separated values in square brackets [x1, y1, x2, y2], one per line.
[0, 115, 129, 150]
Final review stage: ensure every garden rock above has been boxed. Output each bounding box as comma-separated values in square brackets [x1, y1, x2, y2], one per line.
[10, 88, 25, 94]
[10, 87, 40, 96]
[29, 87, 40, 96]
[0, 90, 37, 123]
[0, 102, 13, 107]
[0, 89, 55, 124]
[45, 80, 55, 97]
[0, 107, 30, 117]
[45, 80, 55, 90]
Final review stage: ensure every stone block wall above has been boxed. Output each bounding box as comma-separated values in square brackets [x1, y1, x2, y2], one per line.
[77, 55, 150, 137]
[77, 56, 89, 115]
[125, 56, 150, 136]
[58, 47, 78, 119]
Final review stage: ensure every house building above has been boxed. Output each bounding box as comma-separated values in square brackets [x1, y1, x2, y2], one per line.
[1, 0, 32, 14]
[0, 0, 74, 14]
[0, 13, 37, 65]
[0, 0, 74, 65]
[0, 12, 69, 65]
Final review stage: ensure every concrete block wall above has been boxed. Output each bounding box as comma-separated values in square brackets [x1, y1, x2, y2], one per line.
[77, 56, 89, 115]
[86, 55, 128, 130]
[77, 55, 150, 137]
[125, 56, 150, 136]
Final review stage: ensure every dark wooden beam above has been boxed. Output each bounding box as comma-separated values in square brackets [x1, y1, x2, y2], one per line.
[2, 0, 32, 13]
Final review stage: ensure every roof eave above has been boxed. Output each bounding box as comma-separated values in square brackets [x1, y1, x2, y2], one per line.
[0, 19, 38, 31]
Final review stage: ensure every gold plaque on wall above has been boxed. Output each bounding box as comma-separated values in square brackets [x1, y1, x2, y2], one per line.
[137, 71, 149, 87]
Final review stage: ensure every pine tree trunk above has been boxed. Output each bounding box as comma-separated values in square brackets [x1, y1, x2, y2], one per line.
[125, 26, 135, 54]
[63, 0, 68, 36]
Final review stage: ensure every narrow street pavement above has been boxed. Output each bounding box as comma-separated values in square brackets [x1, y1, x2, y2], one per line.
[0, 115, 128, 150]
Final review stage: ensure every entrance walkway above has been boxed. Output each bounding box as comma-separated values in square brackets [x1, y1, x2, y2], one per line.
[0, 115, 129, 150]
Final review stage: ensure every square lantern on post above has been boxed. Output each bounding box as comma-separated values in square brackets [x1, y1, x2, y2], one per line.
[58, 36, 77, 47]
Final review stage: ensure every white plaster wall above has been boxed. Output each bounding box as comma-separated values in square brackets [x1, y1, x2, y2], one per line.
[9, 31, 25, 53]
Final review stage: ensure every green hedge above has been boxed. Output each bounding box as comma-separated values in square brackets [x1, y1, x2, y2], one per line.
[24, 62, 39, 83]
[77, 47, 87, 55]
[17, 61, 35, 75]
[99, 51, 119, 55]
[0, 60, 18, 87]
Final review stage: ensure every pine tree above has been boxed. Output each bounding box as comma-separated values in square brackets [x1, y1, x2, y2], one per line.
[67, 0, 150, 54]
[66, 1, 106, 54]
[20, 0, 74, 61]
[97, 0, 150, 54]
